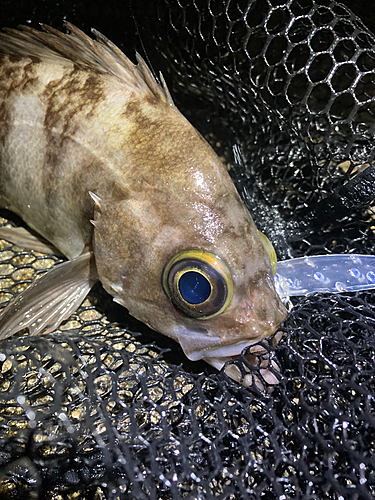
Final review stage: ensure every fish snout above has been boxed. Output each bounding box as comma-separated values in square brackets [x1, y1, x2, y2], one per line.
[224, 286, 286, 344]
[243, 278, 287, 338]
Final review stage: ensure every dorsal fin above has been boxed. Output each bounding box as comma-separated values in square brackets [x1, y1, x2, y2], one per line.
[0, 22, 174, 104]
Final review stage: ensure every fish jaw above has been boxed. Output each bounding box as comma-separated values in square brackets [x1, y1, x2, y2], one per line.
[171, 305, 285, 388]
[174, 295, 286, 363]
[174, 320, 285, 388]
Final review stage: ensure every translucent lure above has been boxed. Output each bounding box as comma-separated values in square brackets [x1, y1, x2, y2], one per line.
[275, 254, 375, 300]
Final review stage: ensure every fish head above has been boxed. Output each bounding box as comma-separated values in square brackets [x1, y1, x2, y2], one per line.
[91, 135, 287, 372]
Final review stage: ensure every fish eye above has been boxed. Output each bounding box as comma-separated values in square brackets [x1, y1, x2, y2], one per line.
[163, 250, 233, 319]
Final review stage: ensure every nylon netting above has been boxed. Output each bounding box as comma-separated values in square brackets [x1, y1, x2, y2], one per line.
[0, 0, 375, 499]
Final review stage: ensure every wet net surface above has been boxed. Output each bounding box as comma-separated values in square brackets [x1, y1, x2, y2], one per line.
[0, 0, 375, 498]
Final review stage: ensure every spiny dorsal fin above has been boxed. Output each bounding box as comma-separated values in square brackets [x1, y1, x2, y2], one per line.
[0, 22, 173, 104]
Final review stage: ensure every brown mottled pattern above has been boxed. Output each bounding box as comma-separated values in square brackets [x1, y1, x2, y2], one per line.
[40, 69, 105, 209]
[0, 54, 40, 146]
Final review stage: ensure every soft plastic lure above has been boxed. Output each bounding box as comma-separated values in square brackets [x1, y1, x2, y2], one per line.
[275, 254, 375, 300]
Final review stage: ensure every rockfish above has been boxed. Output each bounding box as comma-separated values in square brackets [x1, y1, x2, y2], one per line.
[0, 23, 287, 382]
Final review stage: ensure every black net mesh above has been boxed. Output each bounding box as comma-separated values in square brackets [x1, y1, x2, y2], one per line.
[1, 0, 375, 498]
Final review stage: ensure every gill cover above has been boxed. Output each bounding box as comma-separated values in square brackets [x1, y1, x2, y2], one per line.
[163, 250, 233, 319]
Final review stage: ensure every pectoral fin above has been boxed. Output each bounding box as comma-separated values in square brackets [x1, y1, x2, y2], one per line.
[0, 251, 98, 340]
[0, 225, 63, 255]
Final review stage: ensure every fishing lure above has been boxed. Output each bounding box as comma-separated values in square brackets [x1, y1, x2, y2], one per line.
[276, 254, 375, 299]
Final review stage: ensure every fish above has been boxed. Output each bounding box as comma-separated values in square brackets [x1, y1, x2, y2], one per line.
[0, 23, 287, 384]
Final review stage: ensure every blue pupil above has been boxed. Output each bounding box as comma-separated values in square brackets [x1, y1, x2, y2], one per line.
[178, 271, 211, 304]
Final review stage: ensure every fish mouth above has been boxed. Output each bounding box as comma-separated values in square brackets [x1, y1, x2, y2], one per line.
[202, 335, 282, 388]
[175, 325, 283, 388]
[201, 339, 257, 359]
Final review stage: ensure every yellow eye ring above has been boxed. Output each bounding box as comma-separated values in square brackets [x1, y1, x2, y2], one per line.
[163, 249, 233, 319]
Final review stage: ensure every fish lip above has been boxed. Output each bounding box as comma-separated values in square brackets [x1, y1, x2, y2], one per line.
[176, 332, 255, 362]
[175, 320, 284, 362]
[201, 339, 257, 360]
